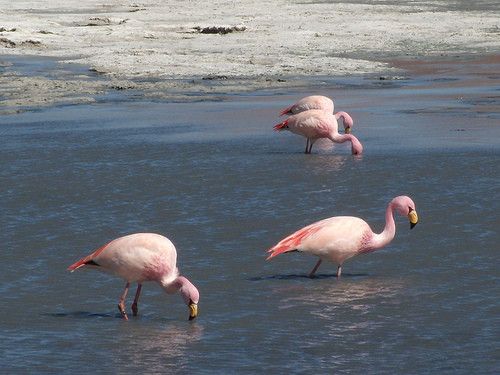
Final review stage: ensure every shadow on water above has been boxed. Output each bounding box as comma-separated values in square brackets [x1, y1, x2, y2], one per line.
[248, 273, 369, 281]
[44, 311, 117, 319]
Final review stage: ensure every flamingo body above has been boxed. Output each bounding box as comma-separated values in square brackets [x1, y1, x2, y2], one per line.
[267, 196, 419, 277]
[274, 109, 363, 155]
[280, 95, 354, 133]
[268, 216, 372, 265]
[68, 233, 199, 320]
[280, 95, 334, 116]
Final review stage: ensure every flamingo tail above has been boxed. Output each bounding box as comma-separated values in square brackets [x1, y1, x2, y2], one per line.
[273, 119, 289, 131]
[279, 106, 293, 116]
[267, 225, 322, 260]
[266, 244, 297, 260]
[67, 243, 109, 271]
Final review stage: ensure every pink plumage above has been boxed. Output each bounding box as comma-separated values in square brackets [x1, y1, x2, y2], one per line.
[68, 233, 199, 320]
[280, 95, 334, 116]
[273, 109, 363, 155]
[280, 95, 355, 133]
[267, 196, 419, 277]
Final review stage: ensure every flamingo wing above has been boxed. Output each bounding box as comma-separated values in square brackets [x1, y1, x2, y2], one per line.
[267, 220, 326, 259]
[67, 242, 111, 271]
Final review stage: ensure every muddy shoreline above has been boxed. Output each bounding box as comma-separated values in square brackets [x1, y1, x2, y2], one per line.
[1, 53, 499, 116]
[1, 1, 499, 114]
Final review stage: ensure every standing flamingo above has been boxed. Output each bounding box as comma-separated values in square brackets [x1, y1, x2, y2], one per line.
[279, 95, 354, 133]
[267, 196, 419, 278]
[68, 233, 200, 321]
[273, 109, 363, 155]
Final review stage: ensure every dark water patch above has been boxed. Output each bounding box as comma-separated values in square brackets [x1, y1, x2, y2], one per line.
[249, 273, 369, 281]
[1, 67, 499, 373]
[45, 311, 115, 319]
[0, 54, 99, 79]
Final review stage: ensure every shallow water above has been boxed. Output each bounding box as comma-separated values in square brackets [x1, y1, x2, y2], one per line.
[1, 61, 499, 373]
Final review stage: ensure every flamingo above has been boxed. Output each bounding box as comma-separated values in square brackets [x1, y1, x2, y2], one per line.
[273, 109, 363, 155]
[267, 195, 419, 278]
[68, 233, 200, 321]
[279, 95, 354, 133]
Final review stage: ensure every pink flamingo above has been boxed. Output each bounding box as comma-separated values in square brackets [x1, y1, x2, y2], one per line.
[267, 196, 419, 278]
[279, 95, 354, 133]
[68, 233, 200, 321]
[273, 109, 363, 155]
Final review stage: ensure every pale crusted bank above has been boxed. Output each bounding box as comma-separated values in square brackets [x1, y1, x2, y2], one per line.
[0, 0, 499, 112]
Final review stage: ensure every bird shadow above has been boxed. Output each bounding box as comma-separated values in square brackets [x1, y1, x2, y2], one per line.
[248, 272, 369, 281]
[43, 311, 118, 319]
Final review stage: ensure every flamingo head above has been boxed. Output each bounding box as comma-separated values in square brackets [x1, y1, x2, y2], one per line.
[169, 276, 200, 320]
[350, 135, 363, 155]
[391, 195, 419, 229]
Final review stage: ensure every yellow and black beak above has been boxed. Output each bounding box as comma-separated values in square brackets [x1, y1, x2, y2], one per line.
[408, 209, 419, 229]
[188, 302, 198, 320]
[345, 127, 352, 134]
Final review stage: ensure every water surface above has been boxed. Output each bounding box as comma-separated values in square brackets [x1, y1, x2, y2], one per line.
[1, 60, 499, 374]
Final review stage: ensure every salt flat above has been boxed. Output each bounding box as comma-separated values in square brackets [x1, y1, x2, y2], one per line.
[0, 0, 499, 111]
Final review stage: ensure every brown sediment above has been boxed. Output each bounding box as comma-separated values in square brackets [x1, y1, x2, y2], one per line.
[384, 54, 500, 117]
[388, 54, 500, 76]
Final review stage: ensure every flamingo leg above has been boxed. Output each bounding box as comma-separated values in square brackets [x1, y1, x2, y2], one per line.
[305, 138, 310, 154]
[309, 259, 322, 278]
[307, 140, 315, 154]
[118, 282, 130, 320]
[336, 265, 342, 278]
[131, 283, 142, 316]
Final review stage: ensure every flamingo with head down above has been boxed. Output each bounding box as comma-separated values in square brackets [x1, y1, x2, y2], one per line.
[267, 196, 419, 278]
[274, 109, 363, 154]
[68, 233, 200, 321]
[279, 95, 354, 134]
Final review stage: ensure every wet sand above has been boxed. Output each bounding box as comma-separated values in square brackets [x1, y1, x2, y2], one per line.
[1, 0, 499, 113]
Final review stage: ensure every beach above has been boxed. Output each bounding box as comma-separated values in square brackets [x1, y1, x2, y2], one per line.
[1, 0, 499, 112]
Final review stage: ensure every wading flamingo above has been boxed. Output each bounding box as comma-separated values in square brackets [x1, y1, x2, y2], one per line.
[279, 95, 354, 133]
[68, 233, 199, 321]
[273, 109, 363, 154]
[267, 196, 419, 278]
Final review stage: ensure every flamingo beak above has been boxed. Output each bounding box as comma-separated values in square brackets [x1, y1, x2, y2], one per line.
[408, 209, 418, 229]
[345, 127, 351, 134]
[188, 302, 198, 320]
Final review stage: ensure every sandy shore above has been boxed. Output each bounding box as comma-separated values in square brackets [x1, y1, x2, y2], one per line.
[1, 0, 499, 113]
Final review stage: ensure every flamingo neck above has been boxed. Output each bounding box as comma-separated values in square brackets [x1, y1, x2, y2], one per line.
[160, 271, 181, 293]
[329, 133, 352, 144]
[335, 111, 347, 122]
[161, 275, 198, 305]
[369, 202, 396, 250]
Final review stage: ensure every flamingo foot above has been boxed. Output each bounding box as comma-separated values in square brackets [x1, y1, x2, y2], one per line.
[131, 302, 138, 316]
[118, 302, 129, 320]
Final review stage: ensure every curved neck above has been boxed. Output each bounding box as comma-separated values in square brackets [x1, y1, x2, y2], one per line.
[329, 133, 362, 155]
[161, 274, 184, 294]
[335, 111, 347, 121]
[329, 133, 352, 144]
[161, 275, 197, 305]
[369, 202, 396, 250]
